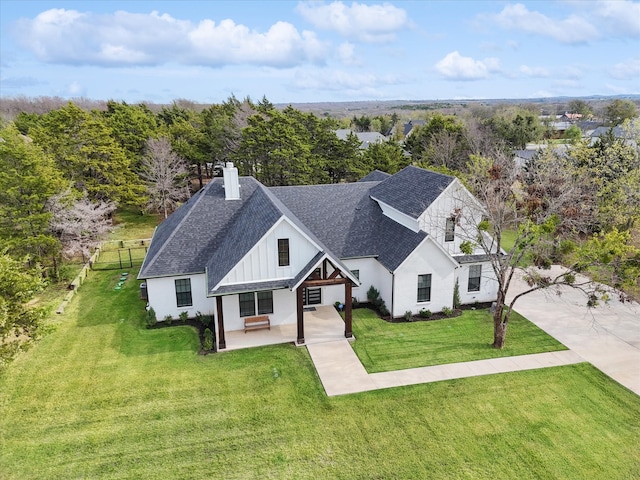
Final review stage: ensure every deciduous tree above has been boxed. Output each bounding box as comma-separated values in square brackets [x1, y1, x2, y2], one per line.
[139, 137, 190, 219]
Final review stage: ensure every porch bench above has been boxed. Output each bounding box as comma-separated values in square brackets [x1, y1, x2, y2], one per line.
[244, 315, 271, 333]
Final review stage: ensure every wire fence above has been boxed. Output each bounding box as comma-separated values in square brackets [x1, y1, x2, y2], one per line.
[90, 238, 151, 271]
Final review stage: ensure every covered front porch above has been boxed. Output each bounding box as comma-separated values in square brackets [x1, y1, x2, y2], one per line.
[220, 305, 352, 351]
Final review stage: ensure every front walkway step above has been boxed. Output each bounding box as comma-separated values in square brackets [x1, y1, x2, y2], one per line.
[307, 341, 584, 397]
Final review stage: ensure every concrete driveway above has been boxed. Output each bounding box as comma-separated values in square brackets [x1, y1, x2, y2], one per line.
[506, 266, 640, 395]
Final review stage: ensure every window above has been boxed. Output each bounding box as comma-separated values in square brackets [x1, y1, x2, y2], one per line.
[445, 217, 456, 242]
[239, 292, 255, 317]
[257, 291, 273, 315]
[417, 274, 432, 302]
[175, 279, 193, 308]
[468, 265, 482, 292]
[278, 238, 290, 266]
[239, 291, 274, 317]
[351, 269, 360, 281]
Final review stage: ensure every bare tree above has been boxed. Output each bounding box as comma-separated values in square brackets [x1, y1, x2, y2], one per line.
[139, 137, 190, 219]
[433, 149, 636, 349]
[47, 189, 116, 259]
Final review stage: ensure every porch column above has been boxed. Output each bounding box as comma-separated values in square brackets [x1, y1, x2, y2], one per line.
[344, 281, 353, 338]
[296, 286, 305, 344]
[216, 296, 226, 350]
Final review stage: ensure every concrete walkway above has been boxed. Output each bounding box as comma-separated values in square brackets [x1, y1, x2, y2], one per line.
[308, 341, 584, 396]
[506, 266, 640, 395]
[307, 266, 640, 397]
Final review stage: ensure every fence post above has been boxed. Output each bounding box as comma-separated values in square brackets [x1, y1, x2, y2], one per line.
[118, 250, 123, 270]
[128, 248, 133, 268]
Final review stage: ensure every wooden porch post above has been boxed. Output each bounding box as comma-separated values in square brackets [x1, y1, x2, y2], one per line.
[344, 281, 353, 338]
[216, 296, 226, 350]
[296, 286, 305, 344]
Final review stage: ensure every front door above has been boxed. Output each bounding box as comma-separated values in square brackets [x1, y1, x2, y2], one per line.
[303, 287, 322, 306]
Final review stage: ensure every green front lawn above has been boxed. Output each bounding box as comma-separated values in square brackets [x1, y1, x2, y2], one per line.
[1, 270, 639, 479]
[352, 308, 566, 372]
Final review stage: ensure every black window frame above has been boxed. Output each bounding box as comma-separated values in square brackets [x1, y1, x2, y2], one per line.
[239, 291, 275, 317]
[175, 278, 193, 308]
[278, 238, 290, 267]
[445, 217, 456, 242]
[417, 274, 432, 302]
[257, 291, 274, 315]
[468, 265, 482, 292]
[351, 269, 360, 281]
[239, 292, 256, 317]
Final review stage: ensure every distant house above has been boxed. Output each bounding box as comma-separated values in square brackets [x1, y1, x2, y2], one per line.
[402, 120, 425, 139]
[139, 163, 499, 349]
[335, 129, 387, 149]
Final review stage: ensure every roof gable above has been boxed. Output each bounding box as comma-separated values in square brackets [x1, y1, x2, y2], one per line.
[369, 165, 454, 219]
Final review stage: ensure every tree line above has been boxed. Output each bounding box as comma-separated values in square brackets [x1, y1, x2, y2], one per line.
[0, 95, 638, 363]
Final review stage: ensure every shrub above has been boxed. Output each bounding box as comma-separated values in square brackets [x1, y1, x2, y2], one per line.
[146, 307, 157, 327]
[419, 308, 431, 319]
[203, 328, 213, 351]
[441, 306, 453, 317]
[453, 279, 461, 309]
[179, 311, 189, 323]
[352, 297, 359, 308]
[163, 314, 173, 325]
[379, 301, 389, 317]
[367, 286, 380, 303]
[196, 311, 212, 327]
[404, 310, 413, 321]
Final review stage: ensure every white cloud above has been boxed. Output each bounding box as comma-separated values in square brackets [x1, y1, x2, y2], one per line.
[12, 8, 328, 68]
[519, 65, 550, 77]
[67, 81, 86, 96]
[594, 0, 640, 37]
[488, 3, 598, 43]
[336, 42, 359, 66]
[295, 1, 410, 42]
[435, 51, 500, 80]
[610, 57, 640, 80]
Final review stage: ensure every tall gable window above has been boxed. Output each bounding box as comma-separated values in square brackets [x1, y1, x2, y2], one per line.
[175, 279, 193, 308]
[278, 238, 290, 266]
[468, 265, 482, 292]
[445, 217, 456, 242]
[417, 274, 432, 302]
[239, 291, 274, 317]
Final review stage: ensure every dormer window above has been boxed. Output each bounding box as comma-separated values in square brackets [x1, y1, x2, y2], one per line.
[445, 217, 456, 242]
[278, 238, 290, 266]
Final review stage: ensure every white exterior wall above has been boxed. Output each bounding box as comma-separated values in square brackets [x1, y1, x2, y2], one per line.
[146, 274, 215, 320]
[220, 219, 320, 287]
[219, 288, 297, 332]
[456, 262, 499, 305]
[373, 199, 419, 232]
[418, 180, 485, 257]
[341, 258, 393, 305]
[392, 238, 456, 317]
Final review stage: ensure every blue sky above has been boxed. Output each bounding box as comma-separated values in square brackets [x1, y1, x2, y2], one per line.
[1, 1, 638, 104]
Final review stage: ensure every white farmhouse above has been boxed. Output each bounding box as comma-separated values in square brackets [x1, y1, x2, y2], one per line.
[138, 163, 498, 349]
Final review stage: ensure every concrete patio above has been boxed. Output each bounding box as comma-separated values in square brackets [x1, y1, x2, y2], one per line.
[221, 305, 351, 351]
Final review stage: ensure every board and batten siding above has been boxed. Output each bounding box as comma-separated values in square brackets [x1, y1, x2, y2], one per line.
[220, 219, 320, 287]
[392, 238, 456, 317]
[146, 274, 215, 321]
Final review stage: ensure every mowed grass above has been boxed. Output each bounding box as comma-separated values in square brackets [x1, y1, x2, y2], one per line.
[351, 308, 566, 373]
[1, 270, 639, 479]
[109, 208, 161, 241]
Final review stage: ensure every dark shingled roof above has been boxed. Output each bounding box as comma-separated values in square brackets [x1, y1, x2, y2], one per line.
[358, 170, 391, 182]
[271, 181, 426, 272]
[140, 166, 442, 289]
[370, 165, 454, 219]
